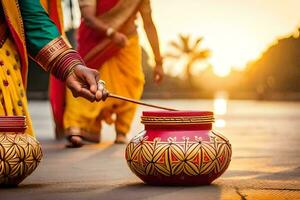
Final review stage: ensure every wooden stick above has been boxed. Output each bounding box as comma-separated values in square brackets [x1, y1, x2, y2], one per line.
[108, 93, 178, 111]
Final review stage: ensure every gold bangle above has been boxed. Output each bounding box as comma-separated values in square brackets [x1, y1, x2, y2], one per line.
[64, 65, 76, 79]
[35, 37, 71, 71]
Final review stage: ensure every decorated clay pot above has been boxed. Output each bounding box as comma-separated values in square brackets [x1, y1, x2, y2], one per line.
[125, 111, 231, 185]
[0, 116, 42, 187]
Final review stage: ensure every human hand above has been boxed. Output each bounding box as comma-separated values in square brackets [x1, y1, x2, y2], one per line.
[111, 32, 128, 47]
[65, 65, 104, 102]
[153, 63, 164, 84]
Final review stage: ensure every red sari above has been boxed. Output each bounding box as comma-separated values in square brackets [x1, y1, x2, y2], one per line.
[78, 0, 142, 68]
[77, 0, 119, 69]
[41, 0, 66, 137]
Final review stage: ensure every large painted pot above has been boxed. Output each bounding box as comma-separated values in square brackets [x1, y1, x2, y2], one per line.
[0, 116, 42, 187]
[125, 111, 232, 185]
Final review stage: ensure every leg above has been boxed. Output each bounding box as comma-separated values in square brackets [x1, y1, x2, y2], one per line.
[114, 102, 138, 144]
[97, 35, 144, 143]
[64, 88, 102, 147]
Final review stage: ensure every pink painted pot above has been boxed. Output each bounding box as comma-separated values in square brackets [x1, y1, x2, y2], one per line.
[125, 111, 231, 185]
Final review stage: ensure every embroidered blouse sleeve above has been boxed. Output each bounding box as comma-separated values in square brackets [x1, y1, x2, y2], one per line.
[18, 0, 85, 80]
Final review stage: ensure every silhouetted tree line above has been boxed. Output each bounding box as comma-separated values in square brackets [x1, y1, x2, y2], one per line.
[143, 29, 300, 100]
[244, 28, 300, 98]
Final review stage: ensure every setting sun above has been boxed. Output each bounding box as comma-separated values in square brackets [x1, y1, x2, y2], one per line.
[138, 0, 300, 77]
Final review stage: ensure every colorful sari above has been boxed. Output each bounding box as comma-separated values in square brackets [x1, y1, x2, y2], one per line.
[0, 30, 33, 135]
[0, 0, 86, 136]
[0, 0, 33, 135]
[64, 0, 145, 141]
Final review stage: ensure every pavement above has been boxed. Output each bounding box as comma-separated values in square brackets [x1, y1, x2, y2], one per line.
[0, 99, 300, 200]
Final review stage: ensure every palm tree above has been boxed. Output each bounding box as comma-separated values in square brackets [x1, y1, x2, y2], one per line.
[165, 34, 210, 87]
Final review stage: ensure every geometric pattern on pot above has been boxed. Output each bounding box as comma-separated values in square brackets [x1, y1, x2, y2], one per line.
[0, 133, 43, 186]
[126, 131, 231, 177]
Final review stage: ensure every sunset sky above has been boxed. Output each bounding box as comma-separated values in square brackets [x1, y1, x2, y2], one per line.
[138, 0, 300, 76]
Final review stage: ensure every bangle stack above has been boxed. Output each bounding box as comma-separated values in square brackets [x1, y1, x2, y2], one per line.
[50, 50, 85, 81]
[34, 36, 85, 81]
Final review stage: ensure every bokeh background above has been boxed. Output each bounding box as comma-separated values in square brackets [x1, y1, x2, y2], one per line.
[27, 0, 300, 102]
[17, 1, 300, 199]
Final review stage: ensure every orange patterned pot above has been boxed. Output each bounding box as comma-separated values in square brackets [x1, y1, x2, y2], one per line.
[125, 111, 232, 185]
[0, 116, 43, 187]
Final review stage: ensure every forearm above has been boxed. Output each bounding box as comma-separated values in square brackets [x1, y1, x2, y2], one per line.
[80, 5, 110, 35]
[144, 23, 162, 64]
[81, 13, 108, 34]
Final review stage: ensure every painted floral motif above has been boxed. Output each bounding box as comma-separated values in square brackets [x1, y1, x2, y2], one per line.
[125, 131, 231, 178]
[0, 133, 42, 186]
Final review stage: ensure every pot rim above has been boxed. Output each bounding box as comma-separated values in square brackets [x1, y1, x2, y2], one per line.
[141, 111, 214, 125]
[142, 111, 214, 117]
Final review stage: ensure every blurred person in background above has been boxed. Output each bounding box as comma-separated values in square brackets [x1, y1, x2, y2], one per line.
[45, 0, 82, 140]
[0, 0, 105, 137]
[63, 0, 164, 147]
[62, 0, 81, 47]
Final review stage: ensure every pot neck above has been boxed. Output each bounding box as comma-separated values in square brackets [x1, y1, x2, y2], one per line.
[144, 123, 213, 131]
[0, 116, 27, 133]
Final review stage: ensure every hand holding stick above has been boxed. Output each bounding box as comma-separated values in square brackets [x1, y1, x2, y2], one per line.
[97, 81, 178, 111]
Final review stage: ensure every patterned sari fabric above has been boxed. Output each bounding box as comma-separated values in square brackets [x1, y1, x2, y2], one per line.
[0, 38, 34, 136]
[0, 0, 88, 138]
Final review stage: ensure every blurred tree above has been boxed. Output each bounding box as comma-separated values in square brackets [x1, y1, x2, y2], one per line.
[245, 27, 300, 99]
[165, 34, 210, 87]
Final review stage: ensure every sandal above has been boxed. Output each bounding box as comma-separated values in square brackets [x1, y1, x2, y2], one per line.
[67, 135, 84, 148]
[65, 127, 101, 147]
[65, 127, 84, 148]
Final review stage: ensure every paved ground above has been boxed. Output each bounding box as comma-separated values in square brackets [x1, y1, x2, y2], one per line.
[1, 99, 300, 200]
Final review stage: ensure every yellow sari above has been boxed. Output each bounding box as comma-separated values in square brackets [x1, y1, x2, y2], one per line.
[0, 0, 70, 137]
[0, 38, 34, 135]
[64, 35, 144, 141]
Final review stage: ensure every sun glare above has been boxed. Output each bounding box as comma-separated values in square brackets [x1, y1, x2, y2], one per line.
[138, 0, 300, 78]
[212, 65, 231, 77]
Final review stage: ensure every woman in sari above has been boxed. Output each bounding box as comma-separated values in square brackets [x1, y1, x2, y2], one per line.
[0, 0, 105, 137]
[64, 0, 164, 146]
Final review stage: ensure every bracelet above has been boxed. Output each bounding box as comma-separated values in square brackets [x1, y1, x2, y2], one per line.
[35, 36, 71, 71]
[106, 27, 115, 38]
[50, 50, 85, 81]
[64, 65, 76, 79]
[155, 58, 163, 65]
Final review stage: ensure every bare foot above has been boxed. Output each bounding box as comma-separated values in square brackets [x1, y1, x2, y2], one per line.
[67, 135, 84, 148]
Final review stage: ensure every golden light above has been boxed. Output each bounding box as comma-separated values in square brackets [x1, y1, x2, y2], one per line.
[213, 65, 231, 77]
[138, 0, 300, 78]
[213, 91, 228, 128]
[215, 119, 226, 128]
[214, 98, 227, 115]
